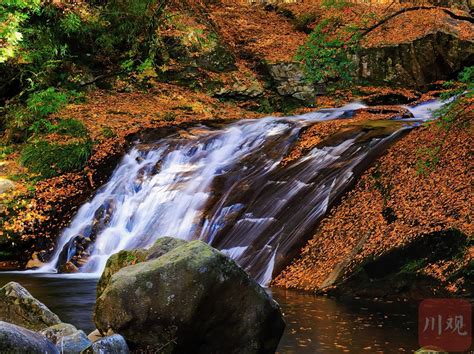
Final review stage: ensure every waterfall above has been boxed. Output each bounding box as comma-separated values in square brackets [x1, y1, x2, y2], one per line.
[38, 100, 443, 285]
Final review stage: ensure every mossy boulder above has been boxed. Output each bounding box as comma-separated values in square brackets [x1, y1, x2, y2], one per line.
[0, 282, 62, 331]
[96, 237, 186, 297]
[94, 240, 285, 353]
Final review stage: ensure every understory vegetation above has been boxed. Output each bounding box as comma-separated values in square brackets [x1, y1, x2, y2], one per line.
[1, 0, 170, 178]
[416, 66, 473, 175]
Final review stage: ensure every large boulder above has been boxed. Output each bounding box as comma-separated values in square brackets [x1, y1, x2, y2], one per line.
[355, 31, 474, 88]
[0, 321, 59, 353]
[97, 237, 187, 297]
[94, 240, 285, 353]
[0, 282, 62, 331]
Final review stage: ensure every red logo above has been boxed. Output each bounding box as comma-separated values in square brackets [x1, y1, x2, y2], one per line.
[419, 299, 472, 352]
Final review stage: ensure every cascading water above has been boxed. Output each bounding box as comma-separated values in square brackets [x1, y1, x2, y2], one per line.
[38, 100, 443, 285]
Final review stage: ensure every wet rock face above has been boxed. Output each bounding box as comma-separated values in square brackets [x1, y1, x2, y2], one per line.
[0, 282, 62, 331]
[0, 321, 59, 354]
[94, 240, 285, 353]
[268, 62, 318, 102]
[356, 31, 474, 88]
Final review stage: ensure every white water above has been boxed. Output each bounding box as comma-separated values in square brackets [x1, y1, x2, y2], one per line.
[37, 100, 443, 284]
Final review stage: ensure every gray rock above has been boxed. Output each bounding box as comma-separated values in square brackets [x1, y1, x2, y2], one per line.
[0, 282, 62, 331]
[268, 62, 318, 102]
[40, 323, 80, 344]
[56, 330, 91, 354]
[145, 236, 187, 261]
[97, 237, 186, 297]
[83, 334, 129, 354]
[94, 240, 285, 353]
[0, 178, 15, 194]
[355, 31, 474, 88]
[87, 329, 103, 343]
[0, 321, 59, 353]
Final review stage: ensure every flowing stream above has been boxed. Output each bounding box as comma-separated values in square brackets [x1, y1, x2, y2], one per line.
[36, 100, 443, 285]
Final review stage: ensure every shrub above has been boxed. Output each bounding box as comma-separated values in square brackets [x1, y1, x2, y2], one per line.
[296, 18, 359, 86]
[416, 66, 473, 175]
[4, 88, 77, 140]
[26, 88, 68, 119]
[53, 118, 88, 138]
[162, 112, 176, 122]
[20, 139, 93, 178]
[102, 126, 116, 138]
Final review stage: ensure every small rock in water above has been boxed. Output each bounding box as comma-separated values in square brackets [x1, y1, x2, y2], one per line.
[83, 334, 129, 354]
[55, 330, 91, 354]
[0, 321, 59, 353]
[87, 329, 103, 343]
[0, 282, 62, 331]
[40, 323, 79, 344]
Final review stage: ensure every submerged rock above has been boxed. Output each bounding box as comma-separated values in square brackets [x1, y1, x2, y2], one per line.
[83, 334, 129, 354]
[95, 240, 285, 353]
[0, 321, 59, 353]
[0, 282, 62, 331]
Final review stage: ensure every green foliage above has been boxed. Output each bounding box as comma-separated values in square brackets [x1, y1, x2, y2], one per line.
[416, 146, 441, 176]
[102, 126, 116, 138]
[95, 0, 167, 61]
[126, 253, 137, 263]
[321, 0, 351, 9]
[296, 18, 359, 86]
[20, 139, 93, 178]
[59, 13, 82, 36]
[400, 258, 426, 274]
[3, 88, 76, 140]
[53, 118, 88, 138]
[0, 145, 14, 159]
[26, 88, 68, 119]
[162, 112, 176, 122]
[416, 66, 473, 175]
[0, 0, 41, 63]
[258, 98, 274, 114]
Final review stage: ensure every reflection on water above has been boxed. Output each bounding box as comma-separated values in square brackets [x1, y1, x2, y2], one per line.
[0, 274, 97, 333]
[0, 275, 419, 352]
[272, 288, 418, 353]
